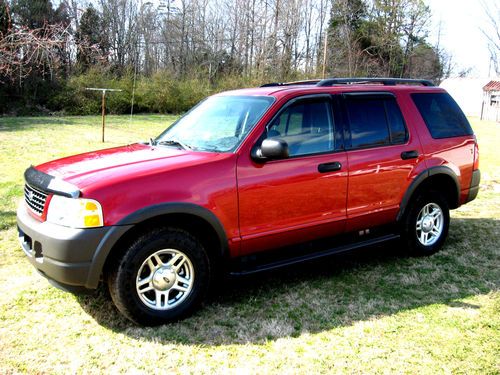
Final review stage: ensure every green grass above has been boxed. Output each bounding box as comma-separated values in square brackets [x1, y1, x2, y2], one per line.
[0, 115, 499, 373]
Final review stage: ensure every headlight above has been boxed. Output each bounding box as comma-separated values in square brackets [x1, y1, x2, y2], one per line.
[46, 195, 104, 228]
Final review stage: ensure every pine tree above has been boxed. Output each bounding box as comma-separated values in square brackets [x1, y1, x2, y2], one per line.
[0, 0, 10, 36]
[328, 0, 369, 76]
[11, 0, 54, 29]
[76, 5, 107, 71]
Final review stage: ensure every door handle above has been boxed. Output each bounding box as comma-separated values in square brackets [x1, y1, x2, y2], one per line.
[401, 150, 419, 160]
[318, 162, 342, 173]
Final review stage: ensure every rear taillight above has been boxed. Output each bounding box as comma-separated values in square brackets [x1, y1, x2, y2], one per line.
[473, 135, 479, 170]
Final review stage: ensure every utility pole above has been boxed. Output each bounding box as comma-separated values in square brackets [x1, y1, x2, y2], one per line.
[85, 88, 123, 142]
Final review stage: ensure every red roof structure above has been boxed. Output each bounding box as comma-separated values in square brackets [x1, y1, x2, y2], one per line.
[483, 80, 500, 92]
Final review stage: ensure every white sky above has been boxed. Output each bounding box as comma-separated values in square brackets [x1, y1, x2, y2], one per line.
[427, 0, 497, 78]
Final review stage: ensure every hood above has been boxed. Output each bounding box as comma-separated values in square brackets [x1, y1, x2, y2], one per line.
[35, 143, 228, 191]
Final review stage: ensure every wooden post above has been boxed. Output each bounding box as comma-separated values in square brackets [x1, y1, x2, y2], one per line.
[101, 90, 106, 142]
[85, 88, 122, 143]
[496, 100, 499, 123]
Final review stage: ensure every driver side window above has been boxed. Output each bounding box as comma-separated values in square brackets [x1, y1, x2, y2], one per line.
[267, 98, 334, 157]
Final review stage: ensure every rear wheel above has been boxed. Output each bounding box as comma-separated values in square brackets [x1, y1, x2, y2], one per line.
[107, 227, 210, 325]
[402, 192, 450, 256]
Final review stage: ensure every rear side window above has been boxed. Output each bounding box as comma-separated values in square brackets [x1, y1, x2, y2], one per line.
[411, 93, 473, 139]
[345, 95, 408, 149]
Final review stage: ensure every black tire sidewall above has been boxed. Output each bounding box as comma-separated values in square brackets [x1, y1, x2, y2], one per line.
[404, 192, 450, 256]
[109, 228, 210, 325]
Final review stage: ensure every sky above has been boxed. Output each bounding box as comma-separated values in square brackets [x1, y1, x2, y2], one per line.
[427, 0, 497, 78]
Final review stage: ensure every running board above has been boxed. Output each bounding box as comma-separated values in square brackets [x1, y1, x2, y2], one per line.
[229, 233, 400, 276]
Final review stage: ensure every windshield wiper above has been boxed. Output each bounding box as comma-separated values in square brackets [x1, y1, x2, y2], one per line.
[157, 139, 192, 150]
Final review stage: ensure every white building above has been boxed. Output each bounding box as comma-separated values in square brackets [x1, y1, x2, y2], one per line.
[481, 80, 500, 122]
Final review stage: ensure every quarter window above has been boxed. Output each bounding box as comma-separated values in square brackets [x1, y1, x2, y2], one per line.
[411, 93, 473, 139]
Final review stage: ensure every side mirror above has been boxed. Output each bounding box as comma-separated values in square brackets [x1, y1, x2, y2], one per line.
[252, 138, 289, 162]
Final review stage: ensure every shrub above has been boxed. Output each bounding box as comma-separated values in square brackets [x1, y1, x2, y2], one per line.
[9, 68, 306, 115]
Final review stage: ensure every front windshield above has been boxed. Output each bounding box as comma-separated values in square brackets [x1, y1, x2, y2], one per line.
[156, 95, 274, 152]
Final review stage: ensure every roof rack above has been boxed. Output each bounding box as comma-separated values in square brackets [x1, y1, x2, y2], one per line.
[316, 78, 434, 87]
[260, 77, 434, 88]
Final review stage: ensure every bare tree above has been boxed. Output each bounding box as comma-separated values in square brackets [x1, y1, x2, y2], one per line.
[399, 0, 431, 77]
[481, 0, 500, 76]
[0, 23, 72, 83]
[99, 0, 138, 70]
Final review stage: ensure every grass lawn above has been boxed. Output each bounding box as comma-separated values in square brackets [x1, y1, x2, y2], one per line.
[0, 115, 498, 373]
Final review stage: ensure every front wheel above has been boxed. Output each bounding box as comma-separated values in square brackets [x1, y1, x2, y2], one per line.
[107, 227, 210, 325]
[402, 192, 450, 256]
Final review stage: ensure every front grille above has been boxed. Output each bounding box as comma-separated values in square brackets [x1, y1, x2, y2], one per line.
[24, 184, 48, 216]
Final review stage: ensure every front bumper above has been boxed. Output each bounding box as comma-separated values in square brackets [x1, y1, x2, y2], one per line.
[17, 203, 111, 292]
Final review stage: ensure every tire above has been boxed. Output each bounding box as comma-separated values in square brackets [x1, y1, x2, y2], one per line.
[402, 192, 450, 256]
[107, 227, 211, 325]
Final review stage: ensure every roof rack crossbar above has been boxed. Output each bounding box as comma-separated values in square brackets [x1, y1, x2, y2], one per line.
[316, 78, 434, 87]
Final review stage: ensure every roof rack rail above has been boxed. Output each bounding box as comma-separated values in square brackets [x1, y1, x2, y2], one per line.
[260, 77, 434, 88]
[316, 78, 434, 87]
[260, 79, 321, 87]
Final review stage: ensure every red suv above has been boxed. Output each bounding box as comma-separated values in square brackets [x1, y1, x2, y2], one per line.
[17, 78, 480, 325]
